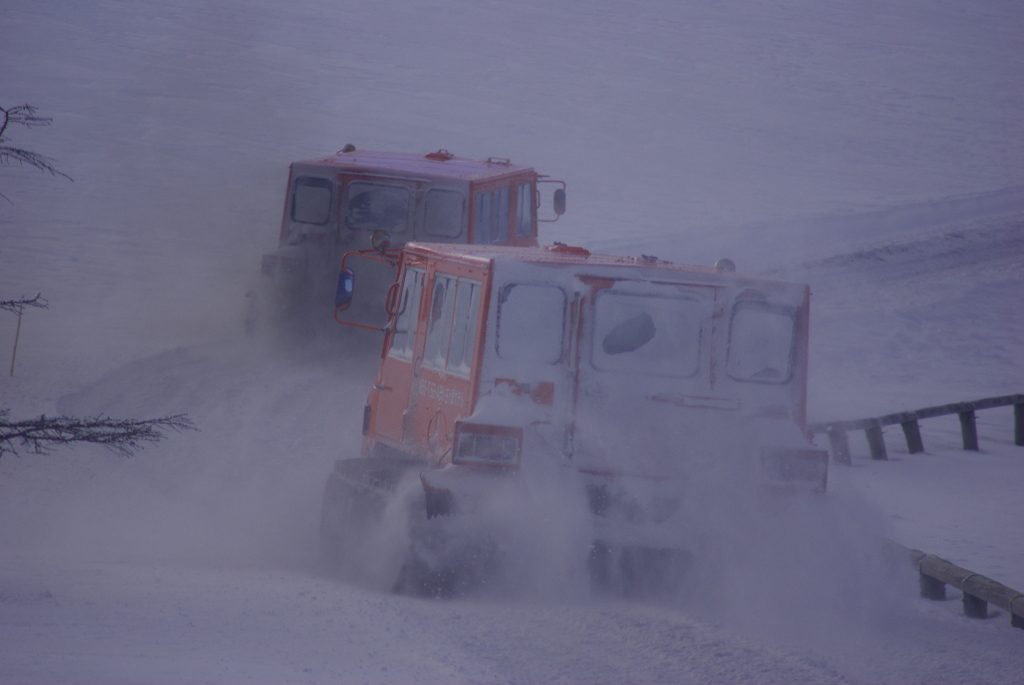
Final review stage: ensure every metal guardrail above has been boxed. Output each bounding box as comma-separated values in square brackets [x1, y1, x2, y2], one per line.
[888, 542, 1024, 629]
[811, 396, 1024, 629]
[808, 394, 1024, 464]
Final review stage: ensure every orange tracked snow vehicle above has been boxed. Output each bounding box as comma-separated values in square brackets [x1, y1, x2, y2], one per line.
[321, 243, 827, 594]
[257, 148, 565, 330]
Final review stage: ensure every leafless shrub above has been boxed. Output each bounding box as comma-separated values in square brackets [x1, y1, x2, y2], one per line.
[0, 409, 197, 459]
[0, 293, 48, 315]
[0, 104, 72, 181]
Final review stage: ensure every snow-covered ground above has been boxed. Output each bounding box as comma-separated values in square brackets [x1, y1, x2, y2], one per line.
[2, 1, 1023, 682]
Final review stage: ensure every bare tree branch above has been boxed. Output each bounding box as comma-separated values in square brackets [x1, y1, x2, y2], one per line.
[0, 146, 73, 180]
[0, 409, 197, 459]
[0, 294, 48, 315]
[0, 105, 54, 136]
[0, 104, 72, 182]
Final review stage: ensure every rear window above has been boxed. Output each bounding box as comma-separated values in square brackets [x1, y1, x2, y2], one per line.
[591, 290, 704, 377]
[291, 176, 333, 225]
[726, 302, 797, 383]
[496, 284, 566, 365]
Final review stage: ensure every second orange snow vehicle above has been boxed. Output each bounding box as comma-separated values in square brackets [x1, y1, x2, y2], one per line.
[258, 147, 565, 330]
[321, 242, 827, 594]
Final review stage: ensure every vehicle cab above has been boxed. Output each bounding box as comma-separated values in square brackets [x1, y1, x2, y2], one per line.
[260, 148, 565, 328]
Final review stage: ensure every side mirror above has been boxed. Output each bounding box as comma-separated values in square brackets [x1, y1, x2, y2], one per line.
[335, 268, 355, 310]
[553, 188, 566, 216]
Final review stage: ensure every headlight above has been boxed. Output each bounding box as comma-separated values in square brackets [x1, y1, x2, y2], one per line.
[453, 422, 523, 466]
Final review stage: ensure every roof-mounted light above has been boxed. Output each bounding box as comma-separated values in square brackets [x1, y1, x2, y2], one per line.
[545, 242, 590, 257]
[425, 149, 454, 161]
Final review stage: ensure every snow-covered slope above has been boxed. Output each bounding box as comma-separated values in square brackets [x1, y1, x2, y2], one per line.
[2, 1, 1023, 683]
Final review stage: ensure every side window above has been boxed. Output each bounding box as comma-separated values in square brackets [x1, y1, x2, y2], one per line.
[726, 302, 797, 383]
[422, 275, 482, 376]
[497, 284, 567, 365]
[473, 186, 510, 245]
[446, 280, 482, 377]
[423, 189, 466, 239]
[388, 268, 425, 361]
[423, 275, 456, 371]
[291, 177, 333, 225]
[343, 181, 411, 234]
[515, 182, 534, 238]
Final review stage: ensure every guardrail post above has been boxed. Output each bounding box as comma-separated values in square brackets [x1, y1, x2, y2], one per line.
[826, 425, 851, 465]
[963, 590, 988, 619]
[865, 424, 887, 460]
[900, 419, 924, 454]
[1015, 402, 1024, 447]
[919, 572, 946, 600]
[959, 409, 979, 451]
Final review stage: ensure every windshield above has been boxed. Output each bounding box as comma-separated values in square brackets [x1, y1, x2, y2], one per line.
[423, 189, 466, 239]
[342, 181, 411, 234]
[591, 289, 704, 377]
[726, 302, 796, 383]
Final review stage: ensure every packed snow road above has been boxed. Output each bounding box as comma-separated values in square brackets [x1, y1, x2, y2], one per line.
[1, 556, 857, 685]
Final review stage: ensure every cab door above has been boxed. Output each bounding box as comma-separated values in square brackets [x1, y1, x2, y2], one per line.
[367, 265, 425, 449]
[406, 265, 487, 463]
